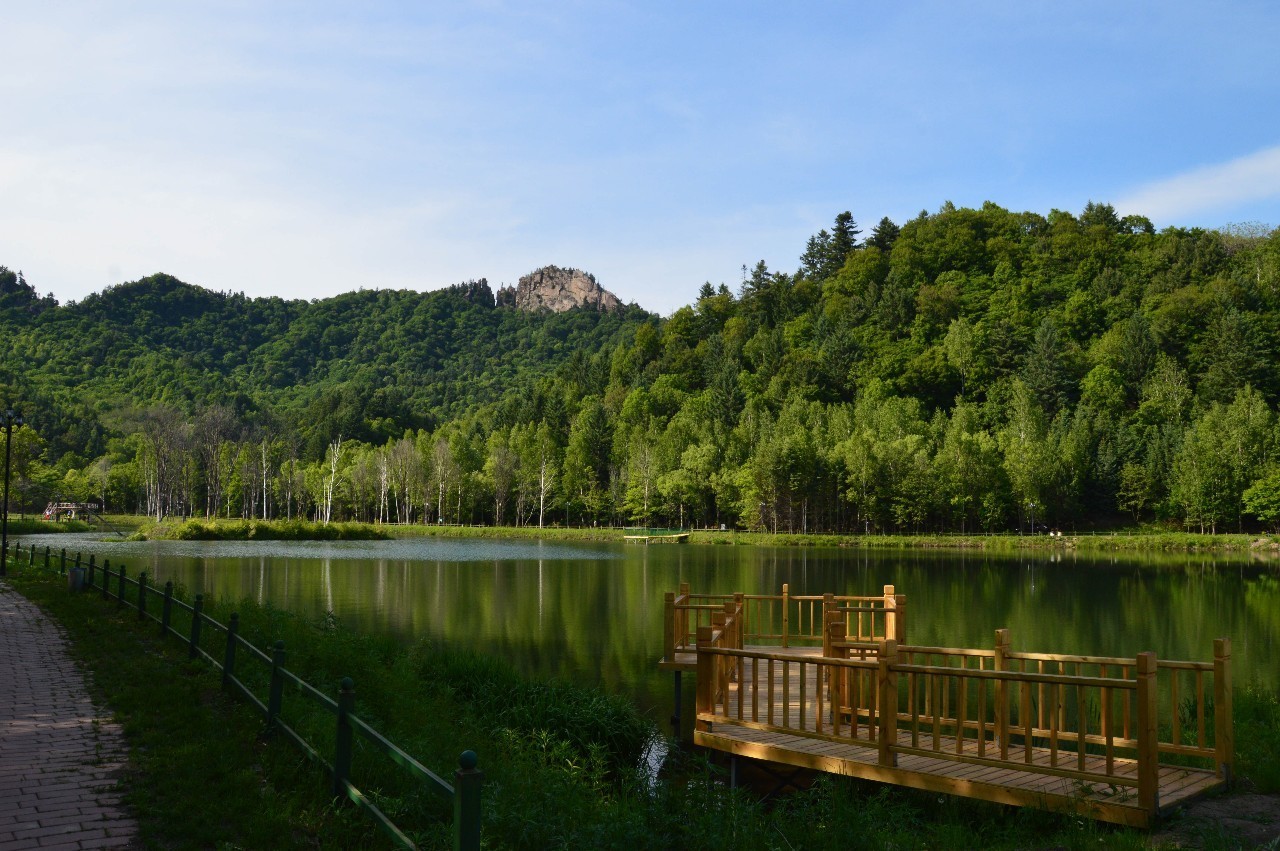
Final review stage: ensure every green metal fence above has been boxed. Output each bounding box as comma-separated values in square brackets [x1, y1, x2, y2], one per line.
[13, 542, 482, 851]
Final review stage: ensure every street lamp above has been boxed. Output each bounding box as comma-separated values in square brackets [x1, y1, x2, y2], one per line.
[1, 408, 23, 577]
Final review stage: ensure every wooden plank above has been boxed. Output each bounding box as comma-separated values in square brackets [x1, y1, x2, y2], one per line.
[694, 728, 1159, 828]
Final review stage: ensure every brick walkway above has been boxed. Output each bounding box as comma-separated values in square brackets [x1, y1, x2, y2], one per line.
[0, 581, 137, 850]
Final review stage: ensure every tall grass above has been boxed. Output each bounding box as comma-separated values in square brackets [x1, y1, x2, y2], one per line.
[148, 518, 390, 541]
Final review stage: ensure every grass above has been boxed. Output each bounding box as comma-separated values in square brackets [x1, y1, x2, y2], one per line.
[133, 518, 390, 541]
[6, 557, 1276, 849]
[391, 522, 1279, 554]
[4, 517, 94, 534]
[82, 514, 1280, 553]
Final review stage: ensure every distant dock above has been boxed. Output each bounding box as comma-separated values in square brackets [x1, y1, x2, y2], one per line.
[622, 524, 691, 545]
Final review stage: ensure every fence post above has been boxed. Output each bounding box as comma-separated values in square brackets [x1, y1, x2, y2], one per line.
[137, 572, 147, 620]
[117, 565, 127, 607]
[44, 546, 50, 570]
[828, 621, 848, 725]
[334, 677, 355, 798]
[28, 545, 34, 567]
[222, 613, 239, 689]
[453, 751, 482, 851]
[1214, 638, 1234, 785]
[733, 593, 745, 648]
[1136, 652, 1160, 818]
[822, 592, 834, 645]
[995, 628, 1011, 760]
[82, 553, 91, 588]
[695, 625, 714, 731]
[781, 583, 790, 648]
[266, 641, 286, 731]
[878, 638, 899, 767]
[189, 595, 204, 659]
[882, 585, 894, 642]
[663, 592, 676, 661]
[60, 548, 66, 575]
[99, 558, 109, 601]
[161, 582, 174, 637]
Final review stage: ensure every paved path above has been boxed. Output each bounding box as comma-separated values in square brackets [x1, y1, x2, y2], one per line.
[0, 581, 137, 850]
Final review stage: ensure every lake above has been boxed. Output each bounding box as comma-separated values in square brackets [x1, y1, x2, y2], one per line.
[18, 533, 1280, 721]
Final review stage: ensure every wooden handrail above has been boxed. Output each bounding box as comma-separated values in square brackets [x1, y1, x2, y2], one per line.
[692, 616, 1232, 822]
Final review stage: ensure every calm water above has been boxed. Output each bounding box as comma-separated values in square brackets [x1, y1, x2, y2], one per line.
[19, 534, 1280, 718]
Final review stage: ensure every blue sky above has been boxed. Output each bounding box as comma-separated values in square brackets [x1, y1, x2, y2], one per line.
[2, 2, 1278, 314]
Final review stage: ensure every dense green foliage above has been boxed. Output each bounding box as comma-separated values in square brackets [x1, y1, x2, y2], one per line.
[4, 203, 1280, 533]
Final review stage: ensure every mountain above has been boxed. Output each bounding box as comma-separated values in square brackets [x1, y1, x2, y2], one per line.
[4, 203, 1280, 534]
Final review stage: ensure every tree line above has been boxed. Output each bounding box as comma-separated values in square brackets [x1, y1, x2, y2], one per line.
[4, 201, 1280, 533]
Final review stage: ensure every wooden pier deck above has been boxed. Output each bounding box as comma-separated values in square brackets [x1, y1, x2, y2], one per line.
[660, 585, 1232, 828]
[624, 533, 689, 544]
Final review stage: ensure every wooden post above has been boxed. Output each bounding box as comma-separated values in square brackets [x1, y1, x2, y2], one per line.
[1136, 652, 1160, 817]
[161, 581, 174, 637]
[117, 564, 127, 607]
[222, 613, 239, 689]
[695, 626, 714, 731]
[828, 622, 847, 726]
[995, 628, 1010, 760]
[189, 595, 204, 659]
[44, 546, 50, 570]
[266, 641, 286, 732]
[823, 592, 835, 644]
[137, 572, 147, 620]
[60, 548, 66, 575]
[878, 639, 899, 766]
[1214, 638, 1233, 785]
[724, 601, 738, 651]
[734, 593, 745, 647]
[882, 585, 894, 641]
[781, 583, 790, 648]
[98, 557, 109, 600]
[453, 751, 482, 851]
[334, 677, 355, 798]
[663, 592, 676, 661]
[83, 553, 91, 588]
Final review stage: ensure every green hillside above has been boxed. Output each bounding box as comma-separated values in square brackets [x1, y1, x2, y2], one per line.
[3, 202, 1280, 534]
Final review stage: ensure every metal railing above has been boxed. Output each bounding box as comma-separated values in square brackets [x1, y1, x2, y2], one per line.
[12, 542, 482, 851]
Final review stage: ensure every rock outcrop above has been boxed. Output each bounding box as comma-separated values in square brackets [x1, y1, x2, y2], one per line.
[495, 266, 622, 313]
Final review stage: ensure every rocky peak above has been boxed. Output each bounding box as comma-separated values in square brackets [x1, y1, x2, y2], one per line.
[495, 266, 622, 313]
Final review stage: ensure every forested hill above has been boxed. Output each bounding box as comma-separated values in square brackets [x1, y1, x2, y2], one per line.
[4, 201, 1280, 535]
[0, 271, 651, 460]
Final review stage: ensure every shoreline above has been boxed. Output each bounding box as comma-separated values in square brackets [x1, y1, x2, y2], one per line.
[60, 515, 1280, 553]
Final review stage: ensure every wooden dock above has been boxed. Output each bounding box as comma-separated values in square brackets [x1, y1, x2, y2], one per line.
[624, 533, 689, 544]
[659, 585, 1231, 828]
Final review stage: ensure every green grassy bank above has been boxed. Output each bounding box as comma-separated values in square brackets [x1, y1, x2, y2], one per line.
[126, 517, 390, 541]
[83, 514, 1280, 553]
[6, 561, 1279, 849]
[389, 521, 1280, 554]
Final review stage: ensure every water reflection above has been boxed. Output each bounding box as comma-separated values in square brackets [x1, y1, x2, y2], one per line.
[19, 533, 1280, 718]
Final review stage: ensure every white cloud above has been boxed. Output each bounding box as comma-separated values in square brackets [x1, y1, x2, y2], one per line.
[1116, 145, 1280, 221]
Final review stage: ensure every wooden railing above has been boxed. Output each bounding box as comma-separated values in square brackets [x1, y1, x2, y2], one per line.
[695, 614, 1232, 821]
[11, 543, 482, 851]
[664, 583, 905, 661]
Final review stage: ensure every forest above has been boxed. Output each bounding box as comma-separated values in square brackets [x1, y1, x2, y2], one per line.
[3, 200, 1280, 535]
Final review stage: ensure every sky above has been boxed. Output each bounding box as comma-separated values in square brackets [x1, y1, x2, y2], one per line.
[2, 2, 1278, 315]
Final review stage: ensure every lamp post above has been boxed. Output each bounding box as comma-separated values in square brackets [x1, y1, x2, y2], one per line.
[1, 408, 22, 577]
